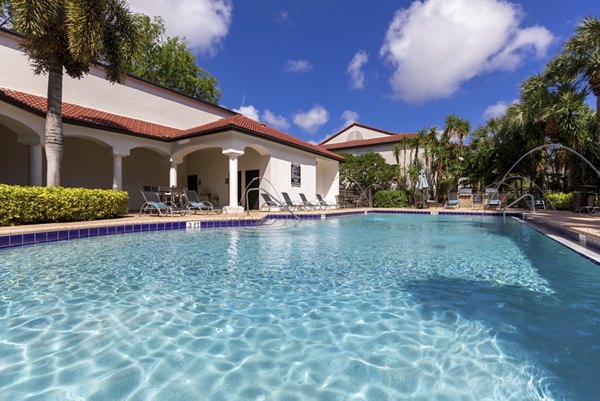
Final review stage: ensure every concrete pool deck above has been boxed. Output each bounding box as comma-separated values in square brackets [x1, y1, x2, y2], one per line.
[1, 207, 599, 257]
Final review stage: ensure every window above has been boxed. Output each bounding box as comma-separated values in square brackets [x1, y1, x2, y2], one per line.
[348, 130, 363, 141]
[291, 163, 301, 187]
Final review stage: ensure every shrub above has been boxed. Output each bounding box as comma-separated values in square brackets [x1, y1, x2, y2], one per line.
[0, 184, 129, 226]
[373, 190, 410, 208]
[543, 192, 573, 210]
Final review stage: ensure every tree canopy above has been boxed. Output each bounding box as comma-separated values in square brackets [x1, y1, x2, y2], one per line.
[129, 15, 221, 104]
[339, 152, 395, 192]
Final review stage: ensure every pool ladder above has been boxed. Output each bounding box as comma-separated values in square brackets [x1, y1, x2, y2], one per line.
[241, 176, 301, 220]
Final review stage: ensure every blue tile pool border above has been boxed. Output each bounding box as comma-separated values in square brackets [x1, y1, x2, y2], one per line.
[0, 209, 528, 251]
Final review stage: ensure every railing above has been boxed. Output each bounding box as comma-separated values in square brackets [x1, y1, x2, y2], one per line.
[241, 176, 301, 220]
[503, 193, 535, 217]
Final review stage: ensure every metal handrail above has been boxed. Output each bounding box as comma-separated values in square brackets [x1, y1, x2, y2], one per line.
[503, 193, 536, 217]
[240, 176, 301, 220]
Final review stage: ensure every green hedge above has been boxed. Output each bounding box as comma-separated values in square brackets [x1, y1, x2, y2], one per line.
[0, 184, 129, 226]
[543, 192, 573, 210]
[373, 190, 410, 208]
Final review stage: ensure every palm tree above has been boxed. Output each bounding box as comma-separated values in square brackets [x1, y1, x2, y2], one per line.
[504, 72, 596, 190]
[392, 142, 404, 187]
[547, 16, 600, 142]
[0, 1, 11, 27]
[11, 0, 139, 186]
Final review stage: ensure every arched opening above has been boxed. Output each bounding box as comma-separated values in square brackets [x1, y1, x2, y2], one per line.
[0, 115, 43, 185]
[62, 136, 112, 189]
[123, 147, 170, 211]
[239, 145, 271, 210]
[182, 147, 226, 207]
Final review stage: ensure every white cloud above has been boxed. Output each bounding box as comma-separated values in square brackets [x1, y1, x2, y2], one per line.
[380, 0, 553, 102]
[234, 105, 260, 121]
[487, 26, 553, 71]
[293, 105, 330, 134]
[285, 59, 314, 73]
[340, 110, 359, 128]
[276, 10, 290, 22]
[347, 50, 369, 90]
[262, 109, 290, 130]
[127, 0, 232, 54]
[483, 99, 518, 119]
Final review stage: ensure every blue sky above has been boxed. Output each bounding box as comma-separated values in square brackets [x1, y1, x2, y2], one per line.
[128, 0, 600, 143]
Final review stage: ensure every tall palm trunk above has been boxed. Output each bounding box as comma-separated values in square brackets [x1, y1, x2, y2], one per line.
[45, 56, 63, 187]
[592, 70, 600, 144]
[596, 90, 600, 144]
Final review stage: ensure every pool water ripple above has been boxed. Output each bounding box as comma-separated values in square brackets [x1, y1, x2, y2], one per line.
[1, 215, 599, 400]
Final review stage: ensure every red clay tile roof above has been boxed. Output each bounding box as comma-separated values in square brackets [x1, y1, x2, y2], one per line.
[320, 121, 409, 145]
[0, 88, 343, 161]
[181, 115, 343, 160]
[322, 133, 417, 150]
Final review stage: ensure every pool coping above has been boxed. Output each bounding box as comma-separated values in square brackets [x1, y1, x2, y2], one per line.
[2, 209, 599, 264]
[0, 209, 519, 250]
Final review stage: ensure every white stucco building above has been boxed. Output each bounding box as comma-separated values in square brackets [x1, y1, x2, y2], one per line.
[320, 122, 418, 167]
[0, 28, 341, 212]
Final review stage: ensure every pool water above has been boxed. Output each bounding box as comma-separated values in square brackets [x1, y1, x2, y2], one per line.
[1, 215, 599, 400]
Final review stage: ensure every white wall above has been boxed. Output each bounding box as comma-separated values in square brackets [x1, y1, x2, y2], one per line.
[0, 31, 232, 130]
[343, 144, 424, 168]
[316, 158, 339, 202]
[325, 125, 391, 145]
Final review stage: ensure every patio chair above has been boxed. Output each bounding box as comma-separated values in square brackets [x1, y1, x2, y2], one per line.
[445, 192, 459, 209]
[485, 188, 501, 209]
[458, 188, 472, 197]
[281, 192, 303, 210]
[299, 193, 320, 210]
[525, 196, 546, 211]
[184, 190, 223, 214]
[140, 191, 177, 216]
[260, 193, 290, 212]
[316, 194, 336, 209]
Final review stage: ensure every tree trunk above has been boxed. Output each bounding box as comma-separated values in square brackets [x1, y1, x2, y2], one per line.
[596, 93, 600, 144]
[45, 57, 64, 187]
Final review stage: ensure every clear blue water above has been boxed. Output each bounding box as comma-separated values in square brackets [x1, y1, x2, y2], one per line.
[1, 214, 599, 400]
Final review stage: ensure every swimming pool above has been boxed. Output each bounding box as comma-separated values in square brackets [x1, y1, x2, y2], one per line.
[1, 214, 599, 400]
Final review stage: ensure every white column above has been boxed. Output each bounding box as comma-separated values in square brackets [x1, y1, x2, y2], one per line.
[112, 154, 123, 190]
[29, 144, 43, 186]
[169, 159, 178, 187]
[228, 155, 239, 208]
[222, 149, 245, 214]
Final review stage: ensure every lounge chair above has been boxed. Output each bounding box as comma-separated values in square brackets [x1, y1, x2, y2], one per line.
[281, 192, 303, 210]
[140, 191, 179, 216]
[299, 193, 320, 210]
[485, 188, 501, 209]
[184, 190, 223, 214]
[458, 188, 472, 197]
[525, 196, 546, 211]
[445, 192, 459, 209]
[316, 194, 336, 209]
[260, 193, 289, 212]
